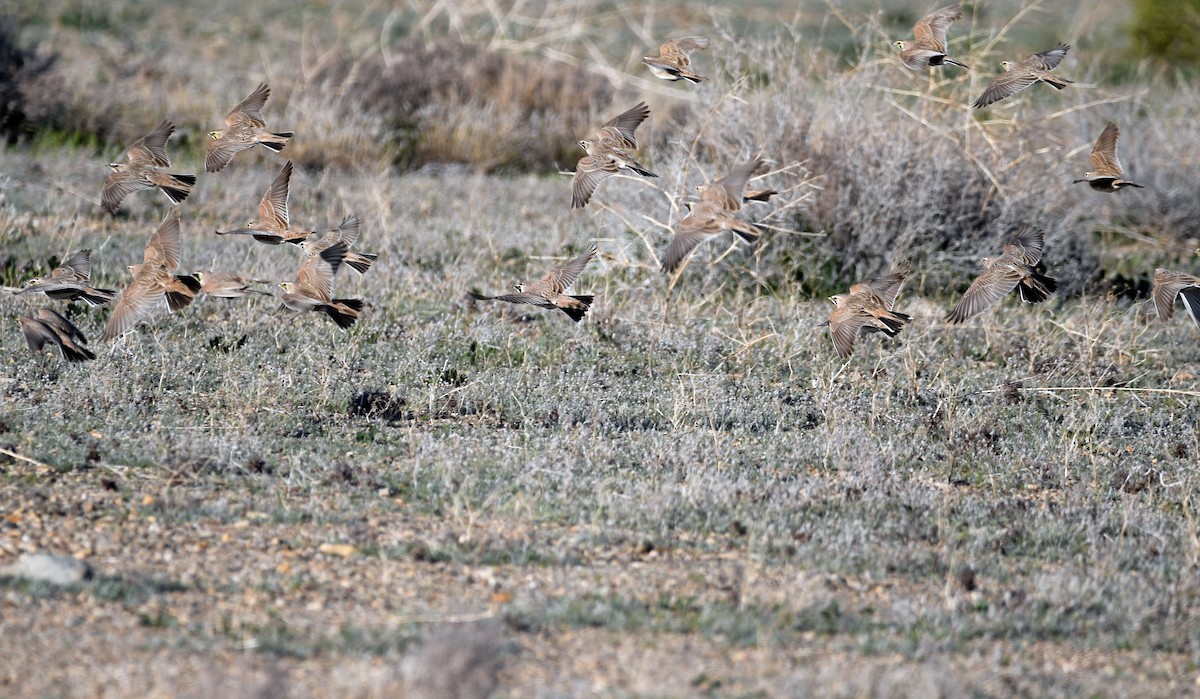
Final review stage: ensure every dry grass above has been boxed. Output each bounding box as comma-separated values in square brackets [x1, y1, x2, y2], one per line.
[1, 1, 1200, 696]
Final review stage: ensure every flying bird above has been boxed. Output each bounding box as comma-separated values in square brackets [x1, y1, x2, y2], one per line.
[17, 249, 116, 306]
[299, 214, 378, 275]
[946, 227, 1057, 323]
[99, 209, 201, 341]
[893, 5, 969, 71]
[18, 309, 95, 362]
[1073, 122, 1144, 193]
[642, 37, 710, 83]
[469, 246, 597, 322]
[695, 156, 777, 211]
[279, 242, 363, 329]
[1152, 269, 1200, 329]
[215, 161, 314, 244]
[196, 272, 273, 298]
[571, 104, 657, 208]
[205, 83, 293, 173]
[101, 120, 196, 215]
[827, 269, 912, 357]
[972, 44, 1073, 109]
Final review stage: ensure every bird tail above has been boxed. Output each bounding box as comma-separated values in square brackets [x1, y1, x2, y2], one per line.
[679, 70, 705, 84]
[166, 274, 202, 312]
[1179, 287, 1200, 328]
[1121, 180, 1145, 189]
[1018, 272, 1057, 304]
[257, 132, 293, 152]
[730, 220, 763, 245]
[344, 252, 378, 275]
[555, 295, 593, 322]
[159, 173, 196, 205]
[324, 298, 364, 329]
[59, 340, 96, 363]
[877, 311, 912, 336]
[943, 57, 970, 69]
[628, 161, 658, 178]
[80, 287, 117, 306]
[742, 188, 779, 203]
[1042, 76, 1073, 90]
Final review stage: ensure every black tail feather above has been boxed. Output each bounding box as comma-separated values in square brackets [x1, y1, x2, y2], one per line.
[1019, 273, 1057, 304]
[323, 298, 363, 329]
[80, 287, 117, 306]
[258, 133, 293, 152]
[560, 306, 589, 322]
[345, 253, 378, 275]
[629, 165, 658, 178]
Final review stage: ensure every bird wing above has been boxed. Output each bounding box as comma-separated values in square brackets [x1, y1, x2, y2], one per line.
[571, 155, 618, 208]
[1153, 269, 1197, 321]
[829, 306, 869, 357]
[912, 5, 962, 52]
[18, 317, 54, 352]
[58, 249, 92, 280]
[1026, 43, 1070, 70]
[126, 120, 175, 167]
[483, 293, 555, 308]
[661, 36, 709, 57]
[1089, 122, 1123, 177]
[258, 161, 294, 228]
[946, 266, 1023, 323]
[327, 214, 361, 248]
[144, 209, 182, 270]
[1004, 227, 1045, 265]
[101, 170, 150, 215]
[596, 102, 650, 150]
[296, 242, 344, 300]
[205, 135, 254, 174]
[100, 279, 165, 341]
[36, 308, 88, 344]
[861, 270, 909, 309]
[528, 246, 597, 296]
[662, 209, 722, 273]
[972, 70, 1039, 108]
[227, 83, 270, 127]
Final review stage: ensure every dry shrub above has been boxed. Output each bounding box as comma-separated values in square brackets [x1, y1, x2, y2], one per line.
[0, 16, 59, 142]
[303, 39, 616, 172]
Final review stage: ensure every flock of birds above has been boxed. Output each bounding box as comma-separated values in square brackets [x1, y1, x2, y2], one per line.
[9, 4, 1200, 363]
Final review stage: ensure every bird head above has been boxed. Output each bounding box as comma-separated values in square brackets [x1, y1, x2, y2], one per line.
[893, 40, 907, 51]
[828, 294, 844, 307]
[21, 277, 43, 288]
[279, 282, 294, 293]
[107, 162, 120, 171]
[512, 283, 525, 293]
[999, 60, 1015, 71]
[207, 130, 222, 140]
[578, 139, 591, 151]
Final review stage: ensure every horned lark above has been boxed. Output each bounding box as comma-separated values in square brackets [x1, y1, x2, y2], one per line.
[893, 5, 968, 71]
[662, 200, 761, 274]
[280, 242, 363, 329]
[205, 83, 293, 173]
[946, 227, 1057, 323]
[972, 44, 1073, 109]
[469, 246, 597, 322]
[215, 161, 313, 244]
[102, 120, 196, 215]
[1073, 122, 1144, 193]
[643, 37, 710, 83]
[18, 249, 116, 306]
[99, 209, 201, 341]
[696, 157, 775, 211]
[196, 272, 273, 298]
[299, 214, 378, 275]
[18, 308, 95, 362]
[571, 104, 656, 208]
[828, 269, 912, 357]
[1152, 269, 1200, 329]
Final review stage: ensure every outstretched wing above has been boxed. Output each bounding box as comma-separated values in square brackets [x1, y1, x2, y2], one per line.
[1026, 43, 1070, 71]
[258, 161, 294, 228]
[144, 208, 183, 270]
[227, 83, 271, 127]
[596, 102, 650, 150]
[913, 5, 962, 52]
[126, 120, 175, 167]
[1089, 122, 1123, 177]
[945, 266, 1023, 323]
[528, 246, 597, 296]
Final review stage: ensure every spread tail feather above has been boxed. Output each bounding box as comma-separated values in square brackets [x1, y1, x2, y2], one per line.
[345, 252, 377, 275]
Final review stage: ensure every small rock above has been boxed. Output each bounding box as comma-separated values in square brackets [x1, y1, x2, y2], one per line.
[0, 553, 92, 585]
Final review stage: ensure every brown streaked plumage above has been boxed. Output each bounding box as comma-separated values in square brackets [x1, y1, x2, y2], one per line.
[593, 102, 651, 150]
[280, 242, 363, 329]
[99, 209, 201, 341]
[642, 37, 710, 83]
[102, 120, 196, 215]
[1072, 122, 1144, 193]
[205, 83, 293, 173]
[196, 272, 273, 298]
[945, 227, 1057, 323]
[18, 249, 116, 306]
[696, 157, 774, 212]
[18, 308, 95, 362]
[299, 214, 378, 275]
[972, 44, 1073, 109]
[215, 161, 314, 244]
[893, 5, 968, 71]
[828, 269, 912, 357]
[469, 246, 597, 322]
[1152, 269, 1200, 329]
[662, 201, 761, 274]
[571, 140, 658, 209]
